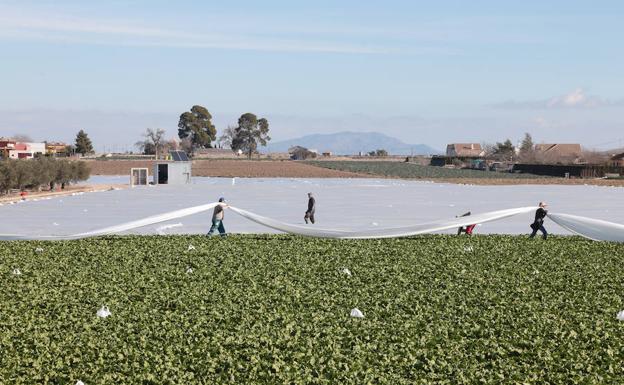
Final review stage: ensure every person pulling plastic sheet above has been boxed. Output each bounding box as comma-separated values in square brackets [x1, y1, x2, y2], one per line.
[207, 197, 228, 237]
[457, 211, 476, 235]
[304, 192, 316, 224]
[529, 202, 548, 240]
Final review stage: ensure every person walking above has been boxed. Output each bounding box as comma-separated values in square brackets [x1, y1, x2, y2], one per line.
[207, 197, 228, 237]
[529, 202, 548, 239]
[304, 192, 316, 224]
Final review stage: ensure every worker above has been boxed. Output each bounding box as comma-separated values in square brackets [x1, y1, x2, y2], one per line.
[304, 192, 316, 224]
[529, 202, 548, 239]
[457, 211, 476, 235]
[207, 197, 228, 237]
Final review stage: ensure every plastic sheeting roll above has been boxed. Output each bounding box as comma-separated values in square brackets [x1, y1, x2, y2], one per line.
[1, 202, 623, 242]
[228, 206, 537, 239]
[547, 213, 624, 242]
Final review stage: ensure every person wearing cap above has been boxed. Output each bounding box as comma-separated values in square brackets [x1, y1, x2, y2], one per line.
[304, 192, 316, 224]
[529, 202, 548, 239]
[208, 197, 228, 237]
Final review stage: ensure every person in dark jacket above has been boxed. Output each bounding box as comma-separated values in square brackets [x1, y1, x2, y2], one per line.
[207, 197, 228, 237]
[529, 202, 548, 239]
[304, 192, 316, 224]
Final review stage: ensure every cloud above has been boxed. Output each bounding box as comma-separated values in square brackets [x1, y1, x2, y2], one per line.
[0, 5, 416, 55]
[494, 88, 624, 109]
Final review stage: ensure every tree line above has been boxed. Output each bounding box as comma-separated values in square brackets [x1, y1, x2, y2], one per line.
[136, 106, 270, 159]
[482, 133, 607, 165]
[0, 158, 90, 194]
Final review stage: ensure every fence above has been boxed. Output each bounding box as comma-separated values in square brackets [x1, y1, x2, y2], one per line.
[512, 164, 624, 178]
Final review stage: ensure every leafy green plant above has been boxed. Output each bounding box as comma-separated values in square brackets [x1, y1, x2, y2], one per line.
[305, 161, 544, 179]
[1, 235, 622, 383]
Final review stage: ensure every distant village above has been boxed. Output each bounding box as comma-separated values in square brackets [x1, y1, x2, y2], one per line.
[2, 134, 623, 180]
[0, 139, 68, 159]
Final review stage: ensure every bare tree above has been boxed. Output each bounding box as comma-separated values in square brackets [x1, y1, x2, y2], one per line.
[217, 125, 236, 149]
[580, 150, 610, 165]
[135, 128, 167, 157]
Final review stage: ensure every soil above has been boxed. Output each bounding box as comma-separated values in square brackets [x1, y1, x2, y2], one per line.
[84, 159, 624, 187]
[86, 160, 369, 178]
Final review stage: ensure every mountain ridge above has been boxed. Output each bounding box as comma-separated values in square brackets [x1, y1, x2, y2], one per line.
[266, 131, 439, 155]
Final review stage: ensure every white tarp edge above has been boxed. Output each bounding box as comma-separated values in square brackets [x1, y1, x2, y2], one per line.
[547, 213, 624, 242]
[228, 206, 537, 239]
[0, 203, 219, 241]
[2, 202, 623, 242]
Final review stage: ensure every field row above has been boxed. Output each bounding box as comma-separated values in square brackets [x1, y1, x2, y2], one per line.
[1, 235, 623, 383]
[306, 161, 543, 179]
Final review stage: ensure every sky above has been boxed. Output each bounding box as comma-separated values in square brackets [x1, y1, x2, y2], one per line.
[0, 0, 623, 152]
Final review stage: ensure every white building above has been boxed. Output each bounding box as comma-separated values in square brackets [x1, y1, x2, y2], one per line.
[9, 142, 46, 159]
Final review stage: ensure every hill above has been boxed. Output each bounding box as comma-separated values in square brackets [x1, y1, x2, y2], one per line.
[267, 131, 439, 155]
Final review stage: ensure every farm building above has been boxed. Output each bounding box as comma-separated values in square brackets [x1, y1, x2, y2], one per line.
[611, 153, 624, 167]
[446, 143, 484, 158]
[534, 143, 582, 163]
[153, 151, 192, 185]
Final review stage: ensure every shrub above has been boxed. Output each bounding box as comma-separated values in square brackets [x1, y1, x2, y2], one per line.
[0, 159, 91, 193]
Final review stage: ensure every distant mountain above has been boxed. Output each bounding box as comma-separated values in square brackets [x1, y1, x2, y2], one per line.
[266, 131, 440, 155]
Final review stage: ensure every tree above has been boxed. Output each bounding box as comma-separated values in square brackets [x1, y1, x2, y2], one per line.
[231, 113, 271, 159]
[179, 137, 193, 155]
[70, 161, 91, 183]
[31, 157, 56, 190]
[12, 160, 34, 190]
[217, 125, 237, 149]
[0, 161, 15, 194]
[368, 149, 388, 157]
[493, 139, 515, 161]
[177, 105, 217, 153]
[65, 145, 75, 157]
[74, 130, 94, 156]
[135, 128, 167, 157]
[518, 133, 535, 162]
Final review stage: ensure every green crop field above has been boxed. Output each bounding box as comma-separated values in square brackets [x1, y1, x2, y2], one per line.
[1, 235, 623, 384]
[306, 161, 544, 179]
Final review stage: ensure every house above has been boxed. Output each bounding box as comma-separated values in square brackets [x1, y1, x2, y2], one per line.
[45, 142, 68, 156]
[289, 146, 317, 160]
[4, 142, 46, 159]
[446, 143, 484, 158]
[534, 143, 582, 163]
[0, 139, 16, 159]
[611, 153, 624, 167]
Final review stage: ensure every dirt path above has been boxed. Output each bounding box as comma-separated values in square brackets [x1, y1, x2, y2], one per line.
[0, 184, 127, 205]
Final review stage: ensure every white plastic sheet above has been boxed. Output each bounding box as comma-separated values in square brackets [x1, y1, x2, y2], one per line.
[350, 308, 364, 318]
[0, 203, 219, 240]
[1, 201, 623, 242]
[96, 306, 111, 318]
[228, 206, 537, 239]
[547, 213, 624, 242]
